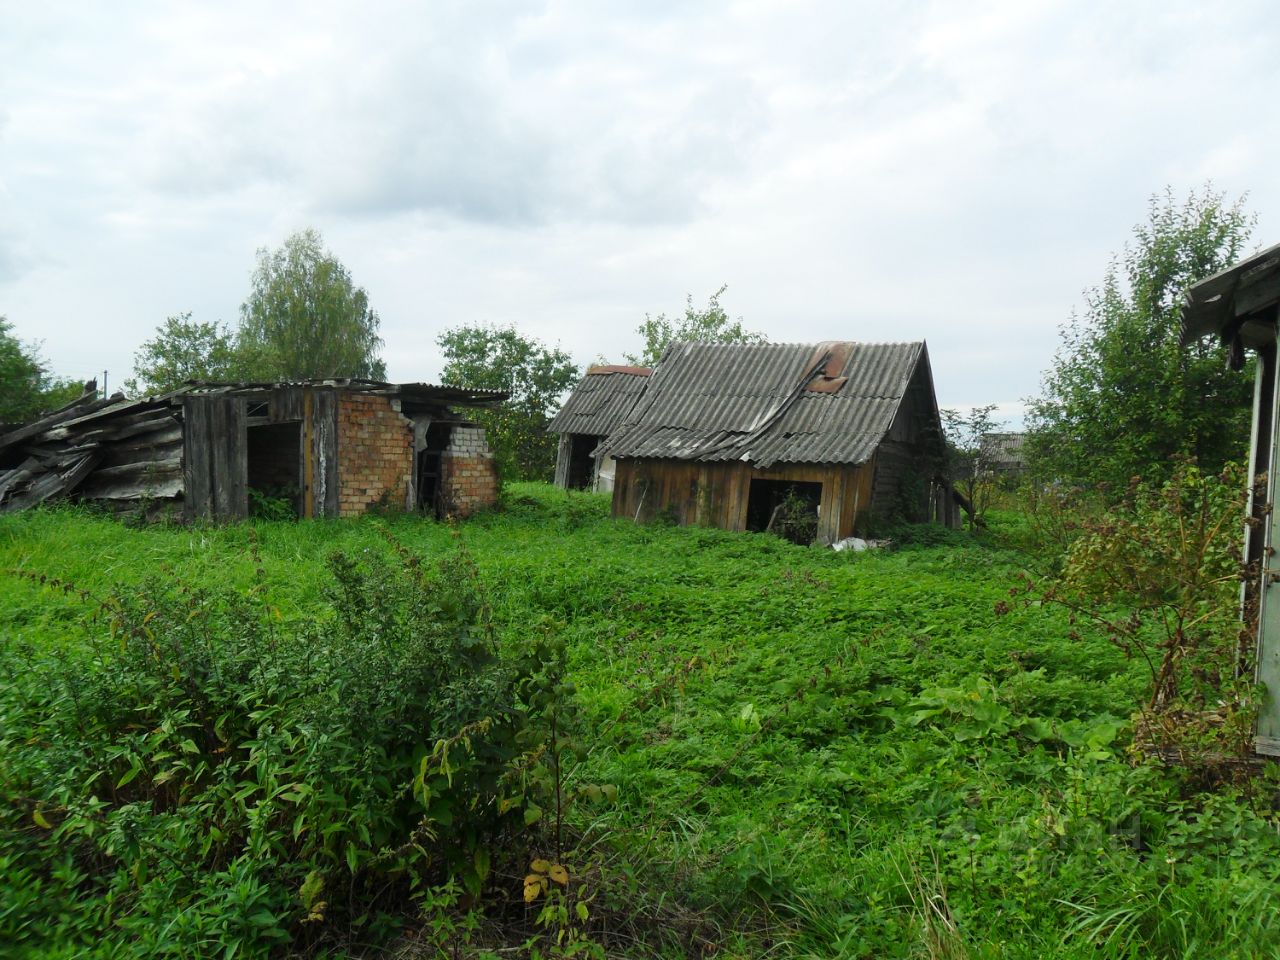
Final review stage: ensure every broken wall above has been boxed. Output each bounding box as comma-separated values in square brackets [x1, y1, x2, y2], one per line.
[440, 425, 499, 517]
[336, 393, 413, 517]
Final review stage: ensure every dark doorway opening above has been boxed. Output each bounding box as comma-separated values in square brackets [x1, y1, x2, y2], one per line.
[567, 434, 601, 490]
[416, 422, 453, 517]
[247, 421, 302, 518]
[746, 479, 822, 543]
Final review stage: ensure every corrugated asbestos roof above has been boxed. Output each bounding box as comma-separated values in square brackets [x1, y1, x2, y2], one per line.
[547, 367, 652, 437]
[601, 341, 927, 468]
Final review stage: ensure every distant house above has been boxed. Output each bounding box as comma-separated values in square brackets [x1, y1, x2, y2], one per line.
[598, 340, 959, 542]
[0, 379, 507, 521]
[979, 432, 1027, 477]
[548, 365, 651, 492]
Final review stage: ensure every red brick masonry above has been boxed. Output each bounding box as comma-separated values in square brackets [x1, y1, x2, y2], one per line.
[440, 426, 499, 518]
[336, 393, 413, 517]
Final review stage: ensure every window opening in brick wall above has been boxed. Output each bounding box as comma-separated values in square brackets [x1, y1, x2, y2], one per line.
[247, 421, 302, 518]
[416, 421, 453, 518]
[566, 434, 602, 490]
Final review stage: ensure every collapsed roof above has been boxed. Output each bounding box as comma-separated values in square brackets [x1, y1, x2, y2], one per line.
[0, 379, 507, 514]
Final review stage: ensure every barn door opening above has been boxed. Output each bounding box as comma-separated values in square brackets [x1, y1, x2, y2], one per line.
[416, 422, 453, 517]
[567, 434, 600, 490]
[746, 479, 822, 543]
[246, 421, 302, 518]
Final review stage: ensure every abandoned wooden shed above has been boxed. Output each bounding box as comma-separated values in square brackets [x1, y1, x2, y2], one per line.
[0, 379, 507, 522]
[548, 365, 651, 491]
[1181, 240, 1280, 756]
[598, 340, 958, 542]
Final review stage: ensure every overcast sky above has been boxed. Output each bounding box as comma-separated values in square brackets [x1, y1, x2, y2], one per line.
[2, 1, 1276, 426]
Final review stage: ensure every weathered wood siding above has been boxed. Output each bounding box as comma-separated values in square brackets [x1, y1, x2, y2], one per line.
[304, 390, 339, 518]
[869, 361, 948, 524]
[611, 458, 874, 543]
[552, 433, 573, 488]
[183, 396, 248, 521]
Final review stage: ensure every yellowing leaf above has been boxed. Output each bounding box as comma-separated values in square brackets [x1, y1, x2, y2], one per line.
[32, 808, 52, 829]
[548, 864, 569, 886]
[530, 858, 551, 874]
[523, 878, 542, 903]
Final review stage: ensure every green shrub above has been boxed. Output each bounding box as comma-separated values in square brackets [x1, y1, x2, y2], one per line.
[0, 535, 564, 958]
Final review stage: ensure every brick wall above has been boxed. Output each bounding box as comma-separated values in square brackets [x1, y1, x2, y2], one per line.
[440, 425, 499, 517]
[336, 393, 413, 517]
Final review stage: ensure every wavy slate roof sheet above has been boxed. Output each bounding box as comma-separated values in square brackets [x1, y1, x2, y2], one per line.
[601, 341, 926, 469]
[547, 366, 652, 437]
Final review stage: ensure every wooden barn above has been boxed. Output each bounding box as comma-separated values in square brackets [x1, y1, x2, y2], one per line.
[548, 365, 651, 491]
[1181, 240, 1280, 756]
[599, 340, 958, 542]
[0, 379, 506, 522]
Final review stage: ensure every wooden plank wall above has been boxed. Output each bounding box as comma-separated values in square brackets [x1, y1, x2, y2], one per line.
[306, 390, 339, 518]
[183, 396, 247, 521]
[553, 433, 572, 488]
[611, 458, 874, 543]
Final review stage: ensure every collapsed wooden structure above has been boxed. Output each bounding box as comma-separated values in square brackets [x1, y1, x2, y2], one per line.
[0, 379, 507, 522]
[597, 340, 959, 542]
[548, 365, 651, 492]
[1181, 240, 1280, 756]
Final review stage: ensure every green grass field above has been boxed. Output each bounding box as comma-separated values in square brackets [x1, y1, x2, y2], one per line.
[3, 484, 1279, 958]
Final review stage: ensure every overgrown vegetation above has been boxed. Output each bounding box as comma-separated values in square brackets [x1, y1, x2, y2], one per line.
[1028, 461, 1258, 767]
[1, 529, 581, 957]
[1027, 185, 1255, 492]
[0, 316, 83, 427]
[2, 486, 1279, 958]
[437, 325, 580, 482]
[624, 285, 766, 368]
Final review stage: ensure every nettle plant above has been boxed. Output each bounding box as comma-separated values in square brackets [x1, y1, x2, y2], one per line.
[1028, 460, 1258, 760]
[1, 528, 588, 958]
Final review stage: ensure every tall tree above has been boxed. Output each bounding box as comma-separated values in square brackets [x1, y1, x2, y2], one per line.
[625, 285, 765, 366]
[238, 229, 386, 380]
[1026, 186, 1255, 492]
[437, 325, 579, 481]
[0, 317, 81, 426]
[126, 313, 243, 395]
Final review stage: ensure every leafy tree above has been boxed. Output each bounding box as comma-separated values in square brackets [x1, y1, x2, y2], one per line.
[0, 317, 82, 427]
[625, 285, 766, 366]
[125, 312, 243, 395]
[1026, 186, 1255, 492]
[941, 404, 1001, 529]
[238, 228, 386, 381]
[437, 325, 579, 481]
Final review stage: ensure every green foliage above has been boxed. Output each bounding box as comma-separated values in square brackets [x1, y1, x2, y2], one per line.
[3, 489, 1279, 958]
[767, 487, 820, 545]
[1034, 461, 1256, 760]
[1027, 186, 1255, 493]
[126, 312, 244, 395]
[0, 534, 565, 958]
[942, 404, 1001, 529]
[625, 285, 766, 367]
[437, 324, 580, 481]
[0, 317, 83, 426]
[238, 228, 386, 381]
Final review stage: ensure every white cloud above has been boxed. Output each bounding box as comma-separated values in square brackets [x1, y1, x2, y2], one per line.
[1, 0, 1278, 412]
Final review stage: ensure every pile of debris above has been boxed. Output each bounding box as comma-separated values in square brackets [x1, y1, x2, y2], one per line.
[0, 383, 184, 514]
